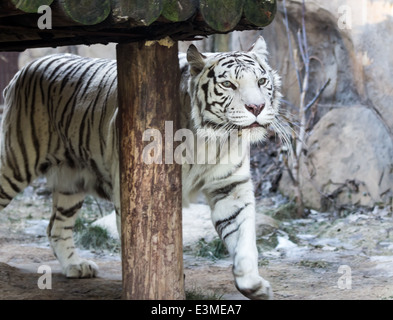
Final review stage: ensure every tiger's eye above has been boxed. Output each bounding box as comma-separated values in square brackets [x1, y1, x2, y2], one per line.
[258, 78, 267, 86]
[221, 81, 234, 88]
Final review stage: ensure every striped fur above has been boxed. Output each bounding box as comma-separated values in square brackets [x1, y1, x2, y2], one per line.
[1, 37, 284, 299]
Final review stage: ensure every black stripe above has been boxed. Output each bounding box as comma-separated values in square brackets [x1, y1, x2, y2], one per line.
[86, 120, 92, 159]
[15, 94, 32, 183]
[3, 175, 21, 194]
[78, 100, 93, 161]
[64, 149, 76, 169]
[43, 55, 75, 117]
[52, 236, 72, 242]
[201, 82, 209, 111]
[215, 206, 244, 238]
[221, 59, 235, 67]
[216, 203, 252, 239]
[63, 61, 96, 138]
[95, 183, 111, 201]
[81, 62, 114, 160]
[35, 56, 59, 106]
[223, 226, 240, 240]
[58, 59, 92, 132]
[211, 178, 250, 203]
[57, 201, 84, 217]
[80, 60, 109, 99]
[59, 57, 85, 91]
[5, 133, 24, 183]
[207, 67, 215, 78]
[0, 185, 13, 201]
[58, 190, 79, 196]
[38, 161, 51, 174]
[29, 73, 41, 174]
[99, 70, 117, 156]
[213, 86, 223, 97]
[214, 158, 245, 181]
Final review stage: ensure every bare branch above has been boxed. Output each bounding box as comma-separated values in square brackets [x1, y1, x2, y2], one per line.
[280, 98, 298, 110]
[305, 78, 331, 111]
[297, 29, 307, 67]
[301, 0, 309, 62]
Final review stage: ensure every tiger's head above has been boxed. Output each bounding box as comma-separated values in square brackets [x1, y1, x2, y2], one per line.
[187, 37, 283, 144]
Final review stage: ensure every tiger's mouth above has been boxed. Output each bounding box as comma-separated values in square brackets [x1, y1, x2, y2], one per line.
[243, 122, 269, 130]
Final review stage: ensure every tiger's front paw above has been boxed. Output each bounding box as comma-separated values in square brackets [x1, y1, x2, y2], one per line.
[64, 259, 99, 278]
[235, 275, 273, 300]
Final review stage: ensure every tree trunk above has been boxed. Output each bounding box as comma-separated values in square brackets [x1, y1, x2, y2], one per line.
[116, 40, 184, 300]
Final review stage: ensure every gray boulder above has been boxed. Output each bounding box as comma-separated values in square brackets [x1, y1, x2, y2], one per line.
[281, 106, 393, 210]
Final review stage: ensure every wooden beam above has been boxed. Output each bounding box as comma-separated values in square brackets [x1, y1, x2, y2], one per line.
[243, 0, 276, 27]
[58, 0, 111, 25]
[6, 0, 54, 13]
[0, 2, 24, 17]
[112, 0, 163, 26]
[116, 40, 184, 300]
[199, 0, 244, 32]
[162, 0, 198, 22]
[0, 0, 277, 51]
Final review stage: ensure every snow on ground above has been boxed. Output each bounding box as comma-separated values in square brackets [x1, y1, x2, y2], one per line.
[90, 203, 216, 247]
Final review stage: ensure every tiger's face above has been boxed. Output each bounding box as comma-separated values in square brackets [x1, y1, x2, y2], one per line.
[187, 37, 282, 143]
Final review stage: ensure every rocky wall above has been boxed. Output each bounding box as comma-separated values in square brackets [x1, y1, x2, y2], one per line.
[270, 0, 393, 210]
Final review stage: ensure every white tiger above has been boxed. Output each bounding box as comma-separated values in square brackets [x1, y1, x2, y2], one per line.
[1, 37, 284, 300]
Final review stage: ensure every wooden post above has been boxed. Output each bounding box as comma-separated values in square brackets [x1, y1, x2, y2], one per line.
[116, 40, 184, 300]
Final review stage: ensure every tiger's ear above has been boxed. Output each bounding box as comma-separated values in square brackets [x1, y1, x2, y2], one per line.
[187, 44, 206, 76]
[249, 36, 268, 61]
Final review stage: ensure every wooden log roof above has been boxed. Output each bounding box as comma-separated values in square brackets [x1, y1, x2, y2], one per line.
[0, 0, 276, 51]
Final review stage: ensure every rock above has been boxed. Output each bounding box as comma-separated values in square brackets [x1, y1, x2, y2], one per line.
[281, 106, 393, 210]
[275, 236, 297, 251]
[255, 212, 279, 237]
[92, 211, 119, 240]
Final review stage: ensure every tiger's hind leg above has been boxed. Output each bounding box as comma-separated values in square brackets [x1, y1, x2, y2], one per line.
[47, 191, 98, 278]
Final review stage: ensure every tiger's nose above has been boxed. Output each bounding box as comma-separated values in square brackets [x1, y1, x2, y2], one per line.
[245, 103, 265, 116]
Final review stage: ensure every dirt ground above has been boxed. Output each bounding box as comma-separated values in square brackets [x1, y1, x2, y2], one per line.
[0, 182, 392, 301]
[1, 230, 392, 300]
